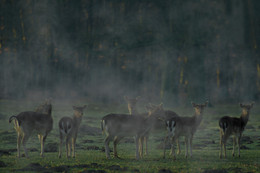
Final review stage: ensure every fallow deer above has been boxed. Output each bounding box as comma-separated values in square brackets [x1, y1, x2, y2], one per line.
[164, 101, 208, 159]
[58, 105, 87, 158]
[9, 100, 53, 158]
[101, 104, 165, 160]
[124, 96, 149, 156]
[124, 96, 180, 157]
[219, 102, 254, 159]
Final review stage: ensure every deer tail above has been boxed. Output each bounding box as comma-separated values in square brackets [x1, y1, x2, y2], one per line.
[9, 115, 17, 123]
[219, 120, 228, 133]
[101, 119, 106, 134]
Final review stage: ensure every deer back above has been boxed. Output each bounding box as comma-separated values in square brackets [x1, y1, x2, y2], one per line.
[102, 113, 145, 136]
[59, 117, 74, 135]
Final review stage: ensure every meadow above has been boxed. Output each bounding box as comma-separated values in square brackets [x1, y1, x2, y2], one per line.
[0, 99, 259, 173]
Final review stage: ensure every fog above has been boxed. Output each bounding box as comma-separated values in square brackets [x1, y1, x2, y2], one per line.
[1, 0, 259, 106]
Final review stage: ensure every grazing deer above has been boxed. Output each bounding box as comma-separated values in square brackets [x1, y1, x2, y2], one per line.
[58, 105, 87, 158]
[164, 101, 208, 159]
[101, 104, 165, 160]
[219, 102, 254, 159]
[9, 100, 53, 158]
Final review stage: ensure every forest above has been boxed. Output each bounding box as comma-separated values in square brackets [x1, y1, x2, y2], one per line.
[1, 0, 260, 105]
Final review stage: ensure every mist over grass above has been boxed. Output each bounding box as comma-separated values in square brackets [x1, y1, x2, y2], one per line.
[1, 0, 259, 107]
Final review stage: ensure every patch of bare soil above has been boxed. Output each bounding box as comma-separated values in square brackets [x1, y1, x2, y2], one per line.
[158, 168, 173, 173]
[81, 170, 106, 173]
[203, 169, 228, 173]
[106, 165, 128, 171]
[17, 163, 49, 172]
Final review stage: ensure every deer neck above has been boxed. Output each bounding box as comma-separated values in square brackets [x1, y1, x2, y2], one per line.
[72, 115, 82, 129]
[194, 112, 203, 126]
[240, 111, 249, 127]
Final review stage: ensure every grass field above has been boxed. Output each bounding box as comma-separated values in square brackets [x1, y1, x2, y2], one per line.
[0, 99, 259, 173]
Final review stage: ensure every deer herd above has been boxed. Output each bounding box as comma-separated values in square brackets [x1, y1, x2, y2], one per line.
[8, 97, 254, 160]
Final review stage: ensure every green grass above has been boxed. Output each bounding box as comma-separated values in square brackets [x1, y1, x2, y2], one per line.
[0, 100, 260, 172]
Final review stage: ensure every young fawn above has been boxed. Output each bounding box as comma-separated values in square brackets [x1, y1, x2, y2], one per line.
[164, 101, 208, 159]
[58, 105, 87, 158]
[9, 100, 53, 158]
[219, 102, 254, 159]
[101, 104, 165, 160]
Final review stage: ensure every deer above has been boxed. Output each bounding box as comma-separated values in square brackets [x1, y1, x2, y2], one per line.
[101, 103, 165, 160]
[219, 102, 254, 159]
[124, 96, 180, 157]
[163, 101, 208, 159]
[58, 105, 87, 158]
[9, 99, 53, 158]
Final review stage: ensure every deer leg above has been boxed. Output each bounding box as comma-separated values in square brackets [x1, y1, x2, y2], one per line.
[72, 133, 78, 158]
[232, 136, 236, 157]
[68, 139, 72, 158]
[113, 136, 123, 158]
[39, 135, 43, 157]
[21, 133, 30, 158]
[219, 132, 223, 159]
[223, 135, 229, 159]
[189, 136, 193, 158]
[237, 134, 241, 157]
[144, 135, 148, 156]
[163, 135, 168, 159]
[170, 136, 176, 160]
[71, 138, 75, 158]
[138, 137, 143, 158]
[185, 137, 188, 158]
[176, 138, 181, 155]
[65, 136, 70, 158]
[17, 132, 22, 158]
[40, 134, 47, 157]
[104, 135, 113, 159]
[135, 135, 140, 160]
[58, 132, 63, 158]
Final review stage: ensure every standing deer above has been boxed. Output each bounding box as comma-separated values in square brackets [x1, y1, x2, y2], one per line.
[164, 101, 208, 159]
[9, 100, 53, 158]
[124, 96, 180, 157]
[58, 105, 87, 158]
[101, 104, 165, 160]
[124, 96, 149, 156]
[219, 102, 254, 159]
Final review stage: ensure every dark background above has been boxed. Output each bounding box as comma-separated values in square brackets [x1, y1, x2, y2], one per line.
[1, 0, 260, 106]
